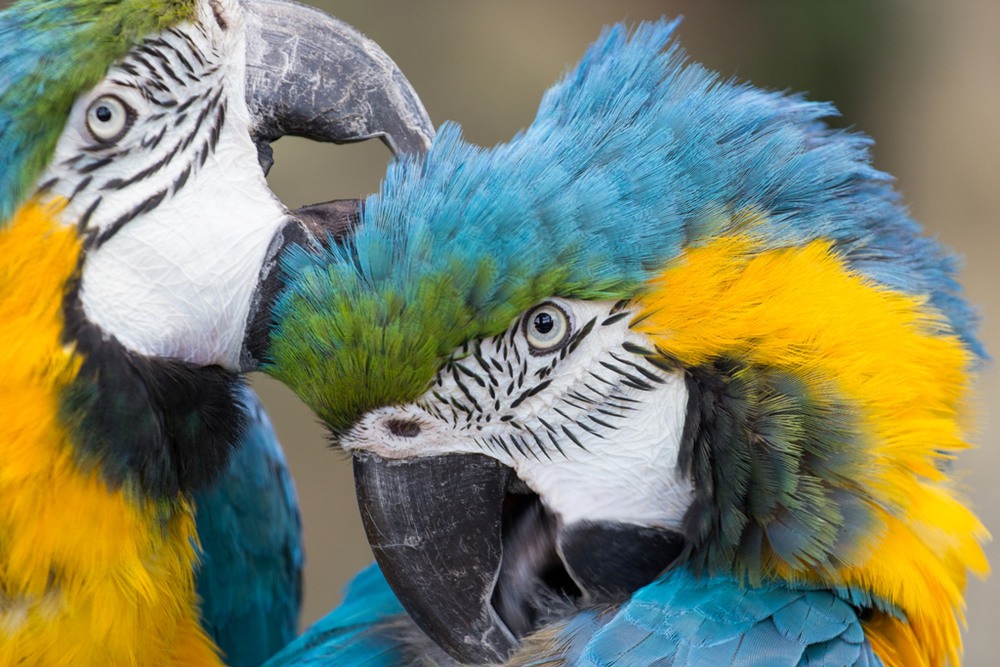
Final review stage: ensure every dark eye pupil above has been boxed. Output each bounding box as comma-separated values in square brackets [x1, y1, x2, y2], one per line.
[95, 106, 113, 122]
[533, 312, 554, 334]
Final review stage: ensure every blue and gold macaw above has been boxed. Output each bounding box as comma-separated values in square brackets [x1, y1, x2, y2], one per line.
[263, 19, 988, 667]
[0, 0, 430, 664]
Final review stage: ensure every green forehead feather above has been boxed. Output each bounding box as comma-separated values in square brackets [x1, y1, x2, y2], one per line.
[267, 244, 593, 434]
[0, 0, 197, 222]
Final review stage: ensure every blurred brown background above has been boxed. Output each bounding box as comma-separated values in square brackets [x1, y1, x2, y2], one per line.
[260, 2, 1000, 663]
[3, 0, 995, 662]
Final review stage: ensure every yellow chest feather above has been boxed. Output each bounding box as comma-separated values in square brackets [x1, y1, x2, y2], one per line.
[0, 201, 221, 666]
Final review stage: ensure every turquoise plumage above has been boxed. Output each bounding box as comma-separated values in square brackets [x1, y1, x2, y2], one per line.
[266, 566, 883, 666]
[194, 386, 303, 667]
[523, 572, 881, 666]
[0, 0, 431, 662]
[269, 21, 980, 433]
[265, 565, 408, 667]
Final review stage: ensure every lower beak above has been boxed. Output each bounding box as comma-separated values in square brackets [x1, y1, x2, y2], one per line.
[352, 451, 687, 663]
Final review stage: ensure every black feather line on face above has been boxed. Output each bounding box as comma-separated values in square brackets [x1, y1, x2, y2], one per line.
[412, 301, 674, 465]
[54, 25, 227, 249]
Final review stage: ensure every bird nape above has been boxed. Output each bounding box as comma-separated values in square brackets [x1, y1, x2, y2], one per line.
[0, 0, 430, 665]
[264, 18, 988, 667]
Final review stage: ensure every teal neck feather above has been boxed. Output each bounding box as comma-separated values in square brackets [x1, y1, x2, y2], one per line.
[679, 357, 900, 613]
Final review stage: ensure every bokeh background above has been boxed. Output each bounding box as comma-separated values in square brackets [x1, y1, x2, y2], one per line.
[3, 0, 995, 662]
[260, 2, 1000, 663]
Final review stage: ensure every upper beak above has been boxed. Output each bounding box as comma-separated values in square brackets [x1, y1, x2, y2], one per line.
[235, 1, 432, 369]
[241, 0, 434, 172]
[353, 451, 686, 663]
[354, 452, 518, 664]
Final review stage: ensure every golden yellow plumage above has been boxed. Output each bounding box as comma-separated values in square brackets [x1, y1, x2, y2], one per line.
[635, 227, 988, 666]
[0, 199, 221, 666]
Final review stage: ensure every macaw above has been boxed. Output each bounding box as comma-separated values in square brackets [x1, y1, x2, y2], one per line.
[0, 0, 431, 664]
[263, 19, 988, 667]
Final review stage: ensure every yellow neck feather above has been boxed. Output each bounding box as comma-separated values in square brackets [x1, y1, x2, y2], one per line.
[635, 231, 988, 666]
[0, 200, 221, 666]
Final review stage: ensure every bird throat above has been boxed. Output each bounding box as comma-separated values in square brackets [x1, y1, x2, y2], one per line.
[61, 274, 246, 499]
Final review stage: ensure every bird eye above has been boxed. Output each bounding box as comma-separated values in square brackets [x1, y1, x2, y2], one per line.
[85, 95, 133, 143]
[524, 302, 571, 353]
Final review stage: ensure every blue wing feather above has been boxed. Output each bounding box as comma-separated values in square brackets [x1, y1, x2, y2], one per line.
[267, 566, 881, 666]
[194, 385, 304, 667]
[557, 569, 881, 667]
[264, 563, 410, 667]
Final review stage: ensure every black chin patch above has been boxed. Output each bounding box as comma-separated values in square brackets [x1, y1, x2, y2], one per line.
[558, 521, 686, 602]
[60, 281, 245, 499]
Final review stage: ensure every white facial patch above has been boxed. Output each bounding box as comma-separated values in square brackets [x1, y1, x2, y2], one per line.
[344, 299, 695, 530]
[36, 0, 287, 370]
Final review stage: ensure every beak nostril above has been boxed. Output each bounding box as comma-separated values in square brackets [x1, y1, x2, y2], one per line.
[386, 418, 421, 438]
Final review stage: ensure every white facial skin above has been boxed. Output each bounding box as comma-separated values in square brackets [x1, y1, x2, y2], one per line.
[37, 0, 287, 370]
[343, 298, 695, 530]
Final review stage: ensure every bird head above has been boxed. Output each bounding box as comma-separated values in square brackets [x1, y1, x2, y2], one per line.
[267, 20, 987, 666]
[1, 0, 432, 371]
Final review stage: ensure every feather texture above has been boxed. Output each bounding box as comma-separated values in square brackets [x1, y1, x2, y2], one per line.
[271, 20, 981, 434]
[0, 198, 220, 665]
[264, 564, 410, 667]
[517, 570, 881, 667]
[0, 0, 196, 223]
[194, 386, 303, 667]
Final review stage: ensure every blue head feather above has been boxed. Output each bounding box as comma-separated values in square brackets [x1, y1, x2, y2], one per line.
[377, 19, 976, 346]
[272, 18, 982, 430]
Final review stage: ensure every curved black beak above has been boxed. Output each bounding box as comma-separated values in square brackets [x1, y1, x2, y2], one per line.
[237, 2, 434, 370]
[353, 451, 686, 663]
[241, 0, 434, 172]
[354, 452, 518, 664]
